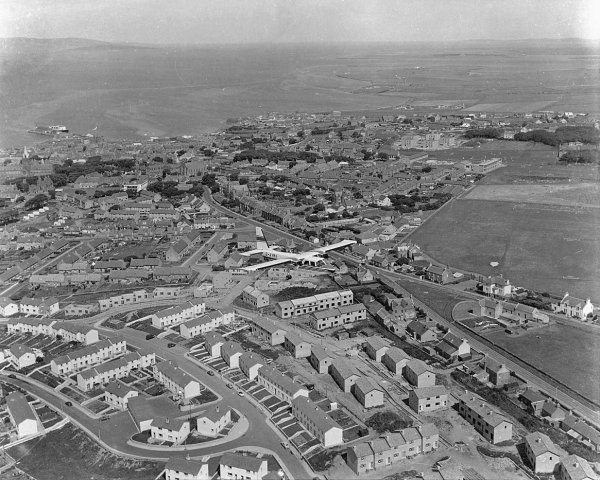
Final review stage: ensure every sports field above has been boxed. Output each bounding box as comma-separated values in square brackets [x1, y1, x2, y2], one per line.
[410, 198, 600, 302]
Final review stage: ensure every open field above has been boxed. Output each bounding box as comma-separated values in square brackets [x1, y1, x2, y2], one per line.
[1, 38, 599, 147]
[410, 198, 600, 302]
[464, 183, 600, 208]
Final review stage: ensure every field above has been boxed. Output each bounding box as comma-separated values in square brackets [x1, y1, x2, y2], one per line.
[1, 38, 599, 147]
[410, 198, 600, 301]
[7, 424, 163, 480]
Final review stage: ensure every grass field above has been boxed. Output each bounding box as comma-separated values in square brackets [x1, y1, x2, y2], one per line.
[410, 198, 600, 302]
[7, 424, 163, 480]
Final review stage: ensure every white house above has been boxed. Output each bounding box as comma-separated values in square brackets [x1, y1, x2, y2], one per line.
[6, 392, 41, 439]
[7, 344, 38, 370]
[219, 453, 268, 480]
[150, 417, 190, 444]
[195, 407, 231, 437]
[552, 294, 594, 320]
[0, 297, 19, 317]
[165, 457, 209, 480]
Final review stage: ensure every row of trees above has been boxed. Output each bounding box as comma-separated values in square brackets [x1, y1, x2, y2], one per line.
[514, 126, 600, 146]
[559, 150, 600, 164]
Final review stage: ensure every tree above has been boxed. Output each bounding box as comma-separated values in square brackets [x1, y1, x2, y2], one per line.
[377, 152, 389, 160]
[313, 203, 325, 213]
[24, 194, 48, 211]
[421, 166, 432, 173]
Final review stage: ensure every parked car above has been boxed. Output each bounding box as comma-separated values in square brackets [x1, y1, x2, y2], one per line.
[207, 370, 215, 376]
[238, 391, 245, 397]
[145, 334, 155, 340]
[65, 401, 73, 407]
[227, 383, 233, 389]
[167, 343, 176, 348]
[8, 374, 16, 379]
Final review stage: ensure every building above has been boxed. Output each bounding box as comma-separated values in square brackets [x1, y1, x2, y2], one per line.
[520, 388, 547, 416]
[557, 455, 599, 480]
[221, 341, 244, 368]
[483, 358, 511, 387]
[150, 417, 190, 444]
[164, 457, 209, 480]
[152, 362, 201, 400]
[7, 344, 37, 370]
[403, 359, 435, 388]
[6, 391, 40, 439]
[364, 336, 389, 362]
[53, 323, 99, 345]
[330, 359, 360, 392]
[309, 346, 333, 374]
[239, 352, 264, 381]
[204, 332, 225, 358]
[310, 303, 367, 330]
[0, 297, 19, 317]
[283, 332, 311, 359]
[291, 397, 344, 447]
[408, 386, 448, 413]
[406, 321, 437, 342]
[77, 351, 156, 391]
[552, 294, 594, 320]
[104, 381, 139, 410]
[524, 431, 565, 474]
[434, 331, 471, 361]
[464, 157, 503, 174]
[241, 286, 270, 309]
[19, 297, 59, 316]
[275, 290, 353, 318]
[256, 364, 308, 403]
[248, 317, 286, 346]
[151, 300, 206, 329]
[51, 339, 127, 376]
[352, 377, 384, 408]
[219, 453, 268, 480]
[179, 308, 235, 339]
[457, 392, 513, 444]
[346, 424, 439, 475]
[425, 264, 451, 284]
[482, 276, 513, 297]
[382, 347, 411, 375]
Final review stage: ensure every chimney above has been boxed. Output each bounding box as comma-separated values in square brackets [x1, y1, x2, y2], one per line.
[165, 418, 169, 424]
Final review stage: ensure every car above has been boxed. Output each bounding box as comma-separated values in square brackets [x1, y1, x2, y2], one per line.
[167, 343, 176, 348]
[8, 374, 16, 379]
[281, 441, 290, 449]
[100, 416, 109, 422]
[207, 370, 215, 376]
[227, 383, 233, 389]
[145, 334, 155, 340]
[65, 401, 73, 407]
[238, 391, 245, 397]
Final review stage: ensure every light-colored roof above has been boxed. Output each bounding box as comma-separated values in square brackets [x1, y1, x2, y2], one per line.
[411, 385, 447, 399]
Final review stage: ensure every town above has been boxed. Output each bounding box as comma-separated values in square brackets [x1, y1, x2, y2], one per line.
[0, 99, 598, 480]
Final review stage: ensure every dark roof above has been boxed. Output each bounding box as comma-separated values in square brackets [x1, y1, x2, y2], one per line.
[220, 452, 266, 472]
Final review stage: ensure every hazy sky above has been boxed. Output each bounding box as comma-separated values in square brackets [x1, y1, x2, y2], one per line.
[1, 0, 599, 44]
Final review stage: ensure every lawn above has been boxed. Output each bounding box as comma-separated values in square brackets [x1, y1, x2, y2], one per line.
[7, 424, 163, 480]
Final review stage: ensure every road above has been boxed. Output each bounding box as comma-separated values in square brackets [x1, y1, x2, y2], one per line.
[203, 186, 600, 426]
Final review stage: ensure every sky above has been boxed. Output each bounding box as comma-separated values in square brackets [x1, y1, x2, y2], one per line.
[1, 0, 599, 45]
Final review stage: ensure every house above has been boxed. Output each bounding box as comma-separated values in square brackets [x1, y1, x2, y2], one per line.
[291, 397, 343, 447]
[482, 276, 514, 297]
[479, 298, 503, 318]
[425, 264, 451, 284]
[195, 407, 231, 437]
[403, 359, 435, 388]
[0, 297, 19, 317]
[150, 417, 190, 444]
[330, 359, 360, 392]
[248, 317, 286, 346]
[179, 308, 235, 339]
[346, 423, 439, 474]
[206, 243, 229, 264]
[541, 400, 566, 426]
[50, 339, 127, 376]
[152, 362, 201, 400]
[53, 323, 99, 345]
[524, 431, 565, 474]
[520, 388, 546, 416]
[219, 452, 268, 480]
[552, 294, 594, 320]
[355, 266, 375, 283]
[364, 336, 389, 362]
[382, 347, 411, 375]
[310, 303, 367, 330]
[204, 332, 225, 358]
[483, 358, 511, 387]
[352, 377, 384, 408]
[408, 386, 448, 413]
[406, 320, 437, 342]
[239, 352, 264, 380]
[164, 457, 209, 480]
[151, 300, 206, 329]
[309, 346, 333, 374]
[221, 341, 244, 368]
[241, 286, 269, 309]
[275, 289, 353, 318]
[19, 297, 59, 316]
[224, 252, 245, 270]
[557, 455, 599, 480]
[457, 392, 513, 444]
[283, 332, 311, 359]
[6, 391, 40, 439]
[434, 332, 471, 361]
[256, 364, 308, 403]
[77, 351, 156, 391]
[7, 344, 37, 370]
[104, 381, 138, 410]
